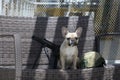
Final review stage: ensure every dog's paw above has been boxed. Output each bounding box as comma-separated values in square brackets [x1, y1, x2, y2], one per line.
[73, 67, 77, 70]
[59, 69, 65, 72]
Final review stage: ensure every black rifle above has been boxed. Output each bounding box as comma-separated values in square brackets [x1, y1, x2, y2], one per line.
[32, 36, 60, 69]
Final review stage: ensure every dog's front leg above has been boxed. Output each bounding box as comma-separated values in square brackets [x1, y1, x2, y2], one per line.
[73, 55, 77, 69]
[60, 56, 65, 70]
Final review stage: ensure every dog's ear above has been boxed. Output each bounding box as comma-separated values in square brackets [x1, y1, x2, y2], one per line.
[75, 27, 82, 37]
[62, 27, 69, 37]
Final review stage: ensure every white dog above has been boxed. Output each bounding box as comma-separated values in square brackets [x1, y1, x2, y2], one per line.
[60, 27, 82, 70]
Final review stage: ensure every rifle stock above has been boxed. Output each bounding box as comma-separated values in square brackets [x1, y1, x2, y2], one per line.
[32, 36, 60, 56]
[32, 36, 60, 68]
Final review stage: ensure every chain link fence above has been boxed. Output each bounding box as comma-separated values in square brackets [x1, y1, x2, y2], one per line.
[0, 0, 119, 32]
[0, 0, 97, 17]
[0, 0, 120, 64]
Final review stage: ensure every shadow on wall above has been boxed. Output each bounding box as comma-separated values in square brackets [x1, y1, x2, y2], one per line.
[24, 17, 48, 80]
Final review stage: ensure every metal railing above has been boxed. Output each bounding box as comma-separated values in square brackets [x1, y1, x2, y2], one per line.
[95, 33, 120, 64]
[0, 34, 22, 80]
[0, 0, 97, 17]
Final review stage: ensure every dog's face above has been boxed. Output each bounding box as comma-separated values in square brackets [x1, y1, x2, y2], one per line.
[62, 27, 82, 46]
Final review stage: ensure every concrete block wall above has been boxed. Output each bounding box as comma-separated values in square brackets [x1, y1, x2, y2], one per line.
[0, 16, 95, 69]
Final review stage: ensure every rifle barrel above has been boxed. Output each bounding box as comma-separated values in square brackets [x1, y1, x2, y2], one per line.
[32, 36, 60, 49]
